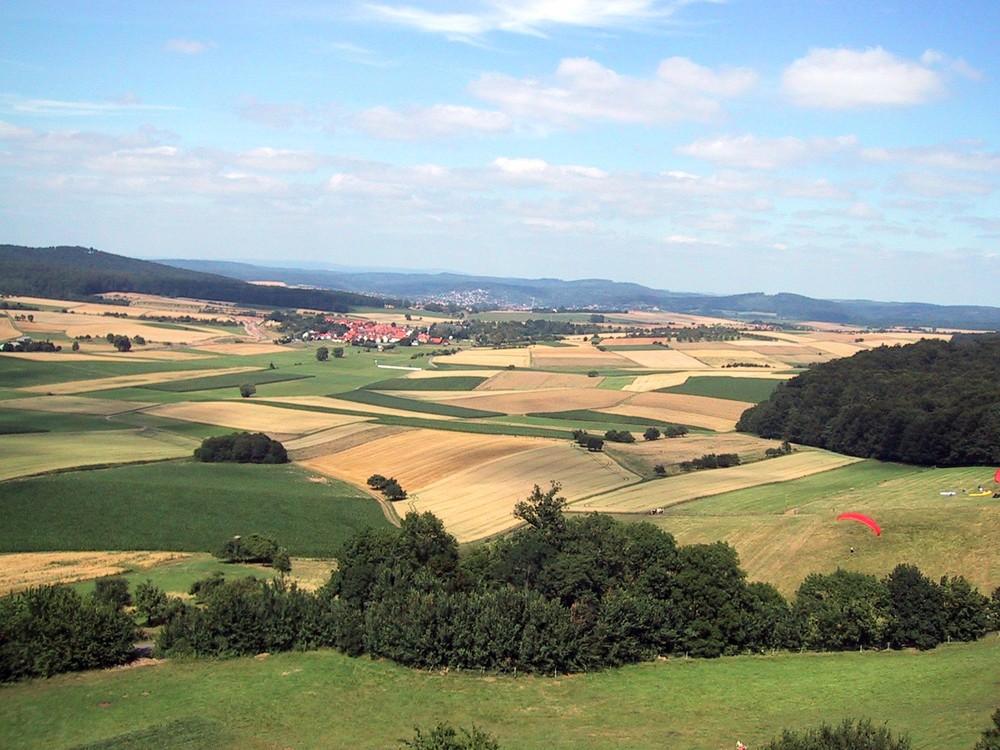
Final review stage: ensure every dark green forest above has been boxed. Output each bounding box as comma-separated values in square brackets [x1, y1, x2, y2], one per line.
[737, 334, 1000, 466]
[0, 245, 389, 312]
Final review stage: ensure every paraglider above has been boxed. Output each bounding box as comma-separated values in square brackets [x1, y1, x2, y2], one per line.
[994, 467, 1000, 484]
[837, 512, 881, 536]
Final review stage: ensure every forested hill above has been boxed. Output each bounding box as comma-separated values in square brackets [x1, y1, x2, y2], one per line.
[0, 246, 390, 312]
[737, 334, 1000, 466]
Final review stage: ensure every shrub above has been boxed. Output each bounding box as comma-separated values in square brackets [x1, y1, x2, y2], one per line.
[643, 427, 661, 441]
[316, 346, 329, 361]
[761, 718, 911, 750]
[215, 533, 281, 564]
[239, 383, 256, 398]
[134, 579, 171, 626]
[603, 429, 635, 443]
[401, 723, 501, 750]
[92, 575, 131, 609]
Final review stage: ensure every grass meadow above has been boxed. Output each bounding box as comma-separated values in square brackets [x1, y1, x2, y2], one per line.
[0, 636, 996, 750]
[656, 375, 783, 403]
[0, 461, 390, 557]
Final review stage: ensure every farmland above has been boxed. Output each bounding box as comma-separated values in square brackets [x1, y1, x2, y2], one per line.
[1, 293, 998, 749]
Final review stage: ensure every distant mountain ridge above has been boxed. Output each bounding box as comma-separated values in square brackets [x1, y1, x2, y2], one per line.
[0, 246, 389, 312]
[160, 257, 1000, 330]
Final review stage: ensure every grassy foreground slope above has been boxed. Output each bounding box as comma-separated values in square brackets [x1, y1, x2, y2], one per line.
[1, 636, 996, 750]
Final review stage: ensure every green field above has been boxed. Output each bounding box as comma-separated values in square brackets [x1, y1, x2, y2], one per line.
[0, 461, 390, 557]
[362, 375, 488, 391]
[143, 369, 312, 392]
[526, 408, 690, 430]
[656, 375, 783, 402]
[0, 635, 996, 750]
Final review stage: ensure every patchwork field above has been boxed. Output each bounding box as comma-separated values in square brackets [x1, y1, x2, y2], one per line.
[600, 391, 754, 432]
[143, 400, 366, 436]
[573, 449, 863, 514]
[265, 394, 459, 420]
[404, 443, 641, 541]
[437, 347, 533, 367]
[0, 394, 155, 415]
[20, 366, 260, 394]
[614, 348, 712, 368]
[0, 314, 19, 339]
[435, 386, 631, 415]
[0, 429, 198, 481]
[0, 551, 186, 595]
[474, 370, 601, 390]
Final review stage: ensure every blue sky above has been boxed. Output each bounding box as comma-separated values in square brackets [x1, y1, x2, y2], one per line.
[1, 1, 998, 305]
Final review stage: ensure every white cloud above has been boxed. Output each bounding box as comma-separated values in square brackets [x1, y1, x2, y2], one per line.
[164, 38, 212, 55]
[351, 104, 512, 140]
[782, 47, 945, 109]
[677, 134, 857, 169]
[234, 148, 322, 173]
[862, 144, 1000, 173]
[5, 97, 175, 117]
[365, 0, 699, 39]
[892, 172, 994, 198]
[471, 56, 757, 126]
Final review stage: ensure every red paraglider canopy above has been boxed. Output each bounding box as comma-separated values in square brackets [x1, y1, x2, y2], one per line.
[837, 512, 882, 536]
[994, 467, 1000, 484]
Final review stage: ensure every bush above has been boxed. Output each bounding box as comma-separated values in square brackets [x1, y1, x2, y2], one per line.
[134, 579, 172, 626]
[92, 575, 131, 609]
[0, 585, 140, 682]
[603, 429, 635, 443]
[215, 533, 281, 564]
[194, 432, 288, 463]
[761, 718, 911, 750]
[316, 346, 329, 361]
[643, 427, 661, 441]
[401, 723, 501, 750]
[239, 383, 256, 398]
[976, 708, 1000, 750]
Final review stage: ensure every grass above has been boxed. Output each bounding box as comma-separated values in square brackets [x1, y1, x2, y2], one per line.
[362, 375, 488, 391]
[333, 389, 504, 418]
[645, 461, 1000, 597]
[0, 461, 391, 557]
[0, 409, 133, 434]
[142, 369, 312, 392]
[656, 375, 783, 403]
[0, 636, 996, 750]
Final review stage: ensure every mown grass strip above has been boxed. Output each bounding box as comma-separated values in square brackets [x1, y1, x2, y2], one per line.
[656, 375, 782, 403]
[142, 368, 311, 392]
[332, 389, 504, 418]
[361, 375, 487, 391]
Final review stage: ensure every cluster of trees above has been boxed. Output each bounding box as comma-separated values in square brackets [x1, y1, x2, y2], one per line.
[0, 579, 140, 682]
[603, 429, 635, 443]
[0, 339, 60, 353]
[738, 335, 1000, 466]
[105, 333, 135, 351]
[425, 319, 603, 347]
[150, 486, 999, 672]
[193, 432, 288, 464]
[215, 533, 291, 573]
[368, 474, 408, 500]
[679, 453, 741, 471]
[571, 430, 604, 451]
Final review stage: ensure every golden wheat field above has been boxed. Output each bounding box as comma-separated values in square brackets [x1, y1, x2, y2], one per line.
[613, 349, 712, 368]
[399, 443, 641, 541]
[0, 551, 188, 596]
[143, 401, 366, 436]
[435, 387, 631, 415]
[436, 348, 533, 367]
[571, 450, 863, 513]
[474, 370, 601, 390]
[598, 392, 753, 432]
[299, 430, 548, 490]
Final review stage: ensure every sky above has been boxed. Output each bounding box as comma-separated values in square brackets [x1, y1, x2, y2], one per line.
[1, 1, 998, 306]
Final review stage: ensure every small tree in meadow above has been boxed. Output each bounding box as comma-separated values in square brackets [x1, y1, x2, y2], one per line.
[239, 383, 256, 398]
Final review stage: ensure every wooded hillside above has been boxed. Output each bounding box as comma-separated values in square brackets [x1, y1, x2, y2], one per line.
[737, 334, 1000, 466]
[0, 245, 389, 312]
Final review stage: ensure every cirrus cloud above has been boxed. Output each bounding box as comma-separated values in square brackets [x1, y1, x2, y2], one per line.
[351, 104, 512, 140]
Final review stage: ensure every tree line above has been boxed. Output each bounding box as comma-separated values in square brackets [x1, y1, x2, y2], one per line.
[737, 334, 1000, 466]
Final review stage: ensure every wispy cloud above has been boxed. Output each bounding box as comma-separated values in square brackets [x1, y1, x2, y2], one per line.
[782, 47, 946, 109]
[364, 0, 712, 40]
[471, 56, 756, 126]
[3, 96, 176, 117]
[677, 134, 857, 169]
[164, 38, 213, 55]
[351, 104, 512, 140]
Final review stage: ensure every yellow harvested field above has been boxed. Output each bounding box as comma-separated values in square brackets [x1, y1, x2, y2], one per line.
[572, 450, 863, 513]
[265, 395, 456, 421]
[17, 310, 226, 344]
[807, 340, 866, 357]
[476, 370, 601, 390]
[436, 348, 533, 367]
[282, 422, 383, 451]
[402, 443, 642, 542]
[0, 429, 198, 481]
[614, 349, 711, 369]
[2, 395, 154, 415]
[300, 430, 548, 491]
[624, 371, 792, 393]
[0, 551, 189, 596]
[20, 366, 259, 394]
[531, 343, 632, 365]
[435, 387, 631, 415]
[143, 401, 366, 435]
[674, 349, 783, 368]
[600, 392, 753, 432]
[0, 315, 19, 340]
[195, 343, 285, 356]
